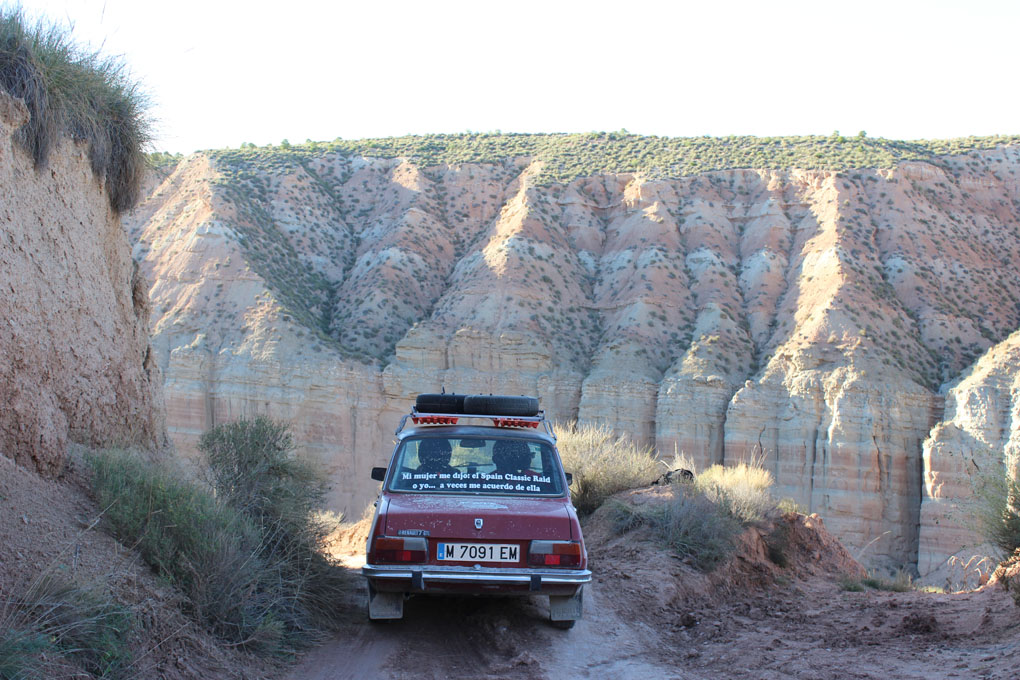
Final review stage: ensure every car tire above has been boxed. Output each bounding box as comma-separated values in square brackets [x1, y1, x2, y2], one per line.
[463, 395, 539, 417]
[415, 393, 466, 414]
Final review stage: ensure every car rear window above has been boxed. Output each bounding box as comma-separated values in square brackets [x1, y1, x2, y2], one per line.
[388, 436, 565, 496]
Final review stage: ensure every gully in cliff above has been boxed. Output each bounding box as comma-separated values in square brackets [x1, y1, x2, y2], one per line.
[362, 393, 590, 628]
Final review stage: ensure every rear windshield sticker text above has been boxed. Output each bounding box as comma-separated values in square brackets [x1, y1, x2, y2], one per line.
[400, 470, 552, 492]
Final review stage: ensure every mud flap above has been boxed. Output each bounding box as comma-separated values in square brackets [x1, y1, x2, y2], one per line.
[549, 587, 583, 621]
[367, 582, 404, 620]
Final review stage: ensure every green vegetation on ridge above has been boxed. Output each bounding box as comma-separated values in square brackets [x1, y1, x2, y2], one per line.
[212, 131, 1020, 184]
[197, 131, 1020, 371]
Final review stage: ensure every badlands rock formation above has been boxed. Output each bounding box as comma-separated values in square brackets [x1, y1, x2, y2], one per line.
[918, 330, 1020, 582]
[0, 92, 165, 474]
[126, 139, 1020, 572]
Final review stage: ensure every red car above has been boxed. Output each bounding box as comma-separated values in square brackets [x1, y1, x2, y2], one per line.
[363, 394, 590, 628]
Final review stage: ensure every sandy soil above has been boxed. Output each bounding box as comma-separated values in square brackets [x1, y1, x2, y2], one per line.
[287, 490, 1020, 680]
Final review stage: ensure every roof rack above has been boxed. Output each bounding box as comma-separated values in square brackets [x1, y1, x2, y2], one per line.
[395, 407, 556, 440]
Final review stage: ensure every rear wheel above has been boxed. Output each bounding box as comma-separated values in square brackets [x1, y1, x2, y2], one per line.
[463, 395, 539, 417]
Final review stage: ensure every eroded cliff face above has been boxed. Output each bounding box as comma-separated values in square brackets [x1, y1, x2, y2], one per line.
[918, 330, 1020, 582]
[125, 143, 1020, 570]
[0, 93, 166, 474]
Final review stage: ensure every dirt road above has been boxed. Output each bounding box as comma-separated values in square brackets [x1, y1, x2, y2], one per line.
[286, 576, 1019, 680]
[287, 578, 684, 680]
[287, 511, 1020, 680]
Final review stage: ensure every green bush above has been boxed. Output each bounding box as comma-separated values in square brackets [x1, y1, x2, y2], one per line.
[975, 469, 1020, 557]
[555, 421, 660, 515]
[89, 432, 347, 655]
[0, 576, 131, 679]
[87, 449, 285, 651]
[211, 131, 1020, 188]
[199, 416, 346, 627]
[0, 8, 150, 211]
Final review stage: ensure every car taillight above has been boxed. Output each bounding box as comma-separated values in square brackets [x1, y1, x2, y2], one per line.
[528, 540, 582, 568]
[372, 536, 428, 563]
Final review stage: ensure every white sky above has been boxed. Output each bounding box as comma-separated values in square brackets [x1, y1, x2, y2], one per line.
[11, 0, 1020, 154]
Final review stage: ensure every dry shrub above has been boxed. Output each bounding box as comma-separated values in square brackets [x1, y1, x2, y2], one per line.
[992, 549, 1020, 607]
[555, 420, 660, 515]
[695, 461, 778, 524]
[945, 554, 996, 592]
[611, 455, 782, 572]
[199, 416, 347, 630]
[89, 421, 347, 657]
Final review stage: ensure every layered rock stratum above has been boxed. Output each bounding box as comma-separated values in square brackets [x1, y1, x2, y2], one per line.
[125, 133, 1020, 574]
[0, 92, 166, 474]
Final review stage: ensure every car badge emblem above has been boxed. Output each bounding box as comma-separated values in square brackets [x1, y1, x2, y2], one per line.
[474, 518, 484, 530]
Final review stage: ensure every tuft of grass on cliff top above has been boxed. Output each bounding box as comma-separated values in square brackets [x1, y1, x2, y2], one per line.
[0, 7, 151, 212]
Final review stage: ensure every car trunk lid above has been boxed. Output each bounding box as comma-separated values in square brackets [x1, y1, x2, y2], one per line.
[383, 494, 572, 541]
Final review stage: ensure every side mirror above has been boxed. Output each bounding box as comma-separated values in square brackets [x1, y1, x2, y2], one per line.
[565, 472, 573, 486]
[371, 467, 386, 482]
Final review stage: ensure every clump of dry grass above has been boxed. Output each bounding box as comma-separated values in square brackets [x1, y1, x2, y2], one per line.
[199, 416, 348, 632]
[611, 490, 741, 572]
[839, 569, 916, 593]
[612, 452, 784, 571]
[88, 448, 279, 651]
[0, 575, 131, 679]
[695, 459, 778, 524]
[555, 420, 660, 515]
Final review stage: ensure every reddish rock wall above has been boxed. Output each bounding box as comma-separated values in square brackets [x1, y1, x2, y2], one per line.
[0, 93, 166, 473]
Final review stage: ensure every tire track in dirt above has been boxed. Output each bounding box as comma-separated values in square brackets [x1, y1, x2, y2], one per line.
[286, 576, 688, 680]
[288, 619, 401, 680]
[538, 581, 691, 679]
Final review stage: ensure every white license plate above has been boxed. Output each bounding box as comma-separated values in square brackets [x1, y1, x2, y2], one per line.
[437, 543, 520, 562]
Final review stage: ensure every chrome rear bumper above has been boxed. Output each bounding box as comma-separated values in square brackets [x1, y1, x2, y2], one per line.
[363, 563, 591, 590]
